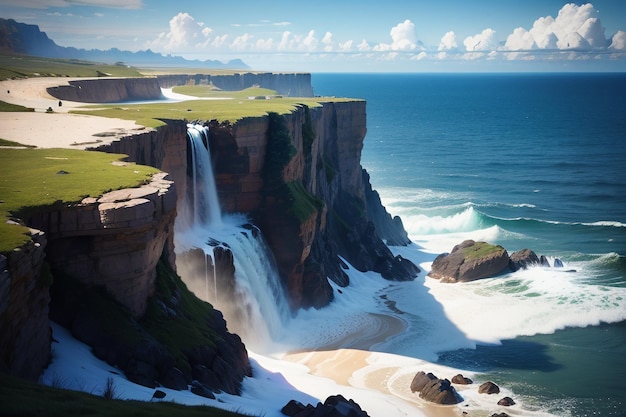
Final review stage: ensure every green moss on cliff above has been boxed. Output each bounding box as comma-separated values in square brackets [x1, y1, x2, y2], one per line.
[141, 260, 219, 375]
[0, 148, 159, 253]
[286, 181, 324, 222]
[461, 241, 505, 260]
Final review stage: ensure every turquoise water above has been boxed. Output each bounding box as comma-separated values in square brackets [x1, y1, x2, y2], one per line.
[312, 73, 626, 416]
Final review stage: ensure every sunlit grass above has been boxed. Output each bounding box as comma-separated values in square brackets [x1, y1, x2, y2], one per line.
[0, 148, 159, 252]
[171, 85, 278, 99]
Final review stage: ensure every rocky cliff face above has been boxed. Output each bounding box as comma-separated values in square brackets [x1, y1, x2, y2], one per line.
[27, 172, 176, 317]
[0, 229, 51, 381]
[206, 101, 418, 309]
[157, 72, 314, 97]
[46, 77, 162, 103]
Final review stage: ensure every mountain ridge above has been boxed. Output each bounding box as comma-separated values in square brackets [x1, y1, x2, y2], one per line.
[0, 18, 248, 70]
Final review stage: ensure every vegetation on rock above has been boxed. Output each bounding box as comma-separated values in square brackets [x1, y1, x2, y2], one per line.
[0, 148, 158, 253]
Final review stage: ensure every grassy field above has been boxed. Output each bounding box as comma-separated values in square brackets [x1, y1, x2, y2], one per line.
[73, 86, 358, 128]
[0, 54, 144, 80]
[0, 148, 159, 253]
[0, 372, 250, 417]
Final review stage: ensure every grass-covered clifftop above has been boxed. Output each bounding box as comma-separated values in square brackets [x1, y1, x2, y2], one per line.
[0, 147, 159, 253]
[71, 85, 359, 128]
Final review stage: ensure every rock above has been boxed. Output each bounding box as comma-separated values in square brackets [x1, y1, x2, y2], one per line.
[428, 240, 510, 283]
[410, 371, 438, 392]
[490, 414, 510, 417]
[509, 249, 540, 271]
[281, 396, 370, 417]
[478, 381, 500, 394]
[451, 374, 473, 384]
[281, 399, 307, 416]
[151, 389, 166, 401]
[553, 258, 564, 268]
[190, 381, 216, 399]
[160, 366, 187, 390]
[410, 371, 462, 405]
[498, 396, 516, 406]
[539, 255, 550, 267]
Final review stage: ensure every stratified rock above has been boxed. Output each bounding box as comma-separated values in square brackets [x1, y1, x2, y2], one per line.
[498, 396, 516, 406]
[428, 240, 510, 283]
[509, 249, 540, 271]
[478, 381, 500, 394]
[451, 374, 473, 384]
[410, 371, 462, 405]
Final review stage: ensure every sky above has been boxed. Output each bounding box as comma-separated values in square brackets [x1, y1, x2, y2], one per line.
[1, 0, 626, 72]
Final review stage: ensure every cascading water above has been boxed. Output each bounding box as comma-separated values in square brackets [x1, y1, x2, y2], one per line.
[175, 124, 291, 351]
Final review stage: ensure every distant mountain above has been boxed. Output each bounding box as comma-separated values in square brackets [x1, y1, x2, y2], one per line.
[0, 18, 248, 69]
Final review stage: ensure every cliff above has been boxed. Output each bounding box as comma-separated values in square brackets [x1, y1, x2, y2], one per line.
[157, 72, 314, 97]
[207, 101, 418, 309]
[46, 77, 163, 103]
[0, 229, 50, 381]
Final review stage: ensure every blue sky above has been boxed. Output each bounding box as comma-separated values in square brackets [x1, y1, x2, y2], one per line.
[1, 0, 625, 72]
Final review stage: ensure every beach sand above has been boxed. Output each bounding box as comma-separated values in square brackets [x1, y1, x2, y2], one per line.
[0, 77, 148, 149]
[282, 313, 460, 417]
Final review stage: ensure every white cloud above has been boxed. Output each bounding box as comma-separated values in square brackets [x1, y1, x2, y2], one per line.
[4, 0, 142, 8]
[149, 12, 213, 52]
[464, 28, 498, 52]
[357, 39, 371, 52]
[322, 32, 333, 52]
[438, 31, 457, 51]
[504, 27, 537, 51]
[375, 20, 418, 52]
[301, 30, 318, 51]
[610, 30, 626, 50]
[338, 40, 353, 52]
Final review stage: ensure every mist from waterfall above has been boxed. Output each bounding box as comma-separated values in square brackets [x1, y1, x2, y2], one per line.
[175, 124, 291, 351]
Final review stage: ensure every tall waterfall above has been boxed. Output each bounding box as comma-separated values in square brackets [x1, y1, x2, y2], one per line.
[175, 124, 291, 351]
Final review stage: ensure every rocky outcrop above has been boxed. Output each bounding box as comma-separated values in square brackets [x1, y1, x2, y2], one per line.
[429, 240, 509, 283]
[478, 381, 501, 394]
[430, 240, 568, 283]
[281, 395, 370, 417]
[28, 172, 177, 316]
[46, 77, 163, 103]
[0, 229, 51, 380]
[410, 371, 462, 405]
[157, 72, 314, 97]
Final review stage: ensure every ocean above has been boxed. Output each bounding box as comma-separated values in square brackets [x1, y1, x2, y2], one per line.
[310, 73, 626, 416]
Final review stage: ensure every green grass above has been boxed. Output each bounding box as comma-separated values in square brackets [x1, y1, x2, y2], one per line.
[172, 85, 278, 99]
[71, 97, 337, 128]
[0, 372, 249, 417]
[0, 100, 34, 112]
[0, 138, 35, 148]
[0, 54, 143, 80]
[461, 241, 506, 260]
[0, 148, 159, 253]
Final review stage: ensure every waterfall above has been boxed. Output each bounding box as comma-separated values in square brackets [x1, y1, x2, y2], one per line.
[175, 124, 290, 351]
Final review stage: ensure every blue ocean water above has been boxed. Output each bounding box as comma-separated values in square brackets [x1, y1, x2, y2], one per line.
[312, 73, 626, 416]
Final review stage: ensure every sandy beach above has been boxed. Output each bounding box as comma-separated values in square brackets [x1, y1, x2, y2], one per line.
[0, 77, 148, 149]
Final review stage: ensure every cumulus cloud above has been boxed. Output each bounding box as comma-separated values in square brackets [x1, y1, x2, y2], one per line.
[610, 30, 626, 50]
[375, 20, 419, 51]
[502, 3, 609, 51]
[149, 12, 212, 52]
[464, 28, 498, 51]
[438, 31, 458, 51]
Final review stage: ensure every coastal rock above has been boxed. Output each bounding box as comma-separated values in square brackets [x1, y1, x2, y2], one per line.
[410, 371, 462, 405]
[498, 396, 516, 406]
[509, 249, 540, 271]
[451, 374, 473, 384]
[281, 395, 370, 417]
[428, 240, 510, 283]
[478, 381, 500, 394]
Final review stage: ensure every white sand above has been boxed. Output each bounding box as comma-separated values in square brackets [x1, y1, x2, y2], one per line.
[0, 77, 148, 149]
